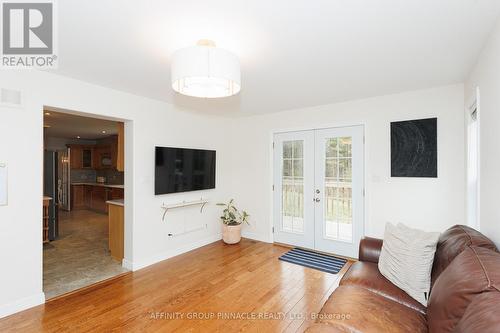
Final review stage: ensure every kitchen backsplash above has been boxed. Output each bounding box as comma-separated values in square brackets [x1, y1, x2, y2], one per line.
[70, 169, 124, 184]
[96, 169, 124, 185]
[71, 169, 97, 183]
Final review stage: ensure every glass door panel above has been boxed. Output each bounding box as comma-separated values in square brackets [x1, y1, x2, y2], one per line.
[273, 131, 315, 249]
[324, 137, 353, 242]
[281, 140, 304, 233]
[314, 126, 364, 258]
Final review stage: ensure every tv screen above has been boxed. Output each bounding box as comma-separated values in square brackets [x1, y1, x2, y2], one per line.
[155, 147, 216, 195]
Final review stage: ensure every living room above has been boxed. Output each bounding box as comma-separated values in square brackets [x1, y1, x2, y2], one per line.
[0, 1, 499, 332]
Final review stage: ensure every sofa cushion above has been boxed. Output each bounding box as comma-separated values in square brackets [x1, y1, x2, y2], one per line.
[454, 291, 500, 333]
[431, 225, 497, 286]
[316, 285, 427, 333]
[378, 223, 440, 306]
[340, 261, 426, 314]
[427, 246, 500, 333]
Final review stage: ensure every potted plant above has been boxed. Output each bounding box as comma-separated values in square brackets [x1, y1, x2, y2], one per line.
[217, 199, 249, 244]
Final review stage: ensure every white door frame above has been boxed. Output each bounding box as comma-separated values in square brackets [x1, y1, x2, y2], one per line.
[41, 106, 134, 271]
[270, 124, 366, 258]
[466, 87, 480, 231]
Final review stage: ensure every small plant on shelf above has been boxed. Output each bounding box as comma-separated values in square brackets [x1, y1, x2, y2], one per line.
[217, 199, 249, 244]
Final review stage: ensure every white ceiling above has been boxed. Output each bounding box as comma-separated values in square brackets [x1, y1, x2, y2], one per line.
[51, 0, 500, 116]
[44, 110, 119, 140]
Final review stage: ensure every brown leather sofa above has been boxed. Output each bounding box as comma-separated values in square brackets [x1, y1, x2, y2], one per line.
[306, 225, 500, 333]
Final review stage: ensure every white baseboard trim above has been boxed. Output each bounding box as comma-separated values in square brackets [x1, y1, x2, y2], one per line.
[0, 292, 45, 319]
[125, 233, 222, 271]
[121, 258, 134, 271]
[242, 230, 272, 243]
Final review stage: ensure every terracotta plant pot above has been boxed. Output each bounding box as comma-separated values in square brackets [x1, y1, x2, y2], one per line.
[222, 224, 242, 244]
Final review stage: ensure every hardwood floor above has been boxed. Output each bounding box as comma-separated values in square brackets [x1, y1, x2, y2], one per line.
[0, 239, 352, 333]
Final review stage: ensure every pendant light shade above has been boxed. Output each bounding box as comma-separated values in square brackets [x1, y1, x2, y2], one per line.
[171, 40, 241, 98]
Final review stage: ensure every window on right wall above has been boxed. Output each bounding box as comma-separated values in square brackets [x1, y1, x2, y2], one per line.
[467, 88, 480, 230]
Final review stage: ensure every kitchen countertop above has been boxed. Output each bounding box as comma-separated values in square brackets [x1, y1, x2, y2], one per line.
[106, 199, 124, 207]
[71, 182, 124, 189]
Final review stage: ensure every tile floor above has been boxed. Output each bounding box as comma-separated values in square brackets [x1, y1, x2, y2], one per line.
[43, 209, 129, 299]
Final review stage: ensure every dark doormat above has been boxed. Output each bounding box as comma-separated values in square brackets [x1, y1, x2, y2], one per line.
[279, 247, 347, 274]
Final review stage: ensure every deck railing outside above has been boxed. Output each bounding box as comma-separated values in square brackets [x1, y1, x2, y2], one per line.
[282, 179, 352, 223]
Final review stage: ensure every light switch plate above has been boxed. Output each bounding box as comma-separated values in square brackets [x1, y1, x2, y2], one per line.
[0, 163, 7, 206]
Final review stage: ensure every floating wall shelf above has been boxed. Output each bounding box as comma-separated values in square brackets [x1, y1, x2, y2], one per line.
[161, 198, 209, 222]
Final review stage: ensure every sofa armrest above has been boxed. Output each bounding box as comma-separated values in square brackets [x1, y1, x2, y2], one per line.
[359, 237, 383, 263]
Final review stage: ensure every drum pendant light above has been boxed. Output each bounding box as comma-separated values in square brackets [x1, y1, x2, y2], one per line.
[171, 40, 241, 98]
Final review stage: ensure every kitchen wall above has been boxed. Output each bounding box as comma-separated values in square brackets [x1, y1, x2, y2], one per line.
[465, 16, 500, 247]
[70, 170, 124, 184]
[96, 169, 124, 185]
[230, 84, 466, 243]
[0, 70, 233, 318]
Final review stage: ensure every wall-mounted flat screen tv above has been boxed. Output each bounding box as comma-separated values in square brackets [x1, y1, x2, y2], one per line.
[155, 147, 216, 195]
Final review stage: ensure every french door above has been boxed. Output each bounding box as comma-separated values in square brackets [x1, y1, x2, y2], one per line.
[273, 126, 364, 258]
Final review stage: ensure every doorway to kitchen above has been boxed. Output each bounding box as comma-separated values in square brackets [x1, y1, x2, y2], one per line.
[273, 126, 364, 259]
[42, 108, 129, 299]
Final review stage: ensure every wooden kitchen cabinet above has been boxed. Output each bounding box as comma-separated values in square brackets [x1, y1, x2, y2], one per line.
[90, 186, 108, 213]
[82, 148, 93, 168]
[108, 203, 124, 262]
[71, 185, 86, 210]
[93, 138, 116, 170]
[68, 133, 123, 171]
[68, 145, 94, 169]
[71, 184, 123, 214]
[97, 146, 113, 169]
[70, 146, 82, 169]
[84, 185, 92, 207]
[110, 187, 124, 200]
[92, 146, 101, 169]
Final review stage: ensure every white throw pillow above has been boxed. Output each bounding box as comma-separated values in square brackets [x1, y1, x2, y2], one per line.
[378, 222, 440, 306]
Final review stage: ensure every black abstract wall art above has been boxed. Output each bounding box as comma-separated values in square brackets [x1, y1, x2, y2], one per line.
[391, 118, 437, 178]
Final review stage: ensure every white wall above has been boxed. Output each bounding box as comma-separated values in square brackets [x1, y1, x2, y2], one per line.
[0, 72, 468, 318]
[465, 16, 500, 247]
[230, 85, 465, 243]
[0, 70, 232, 317]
